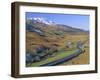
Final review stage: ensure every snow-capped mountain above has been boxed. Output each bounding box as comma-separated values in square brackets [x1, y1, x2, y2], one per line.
[26, 17, 88, 36]
[27, 17, 55, 25]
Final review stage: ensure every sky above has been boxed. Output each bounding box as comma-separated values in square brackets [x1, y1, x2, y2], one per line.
[26, 12, 90, 31]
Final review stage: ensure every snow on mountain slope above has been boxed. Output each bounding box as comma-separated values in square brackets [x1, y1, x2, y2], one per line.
[27, 17, 55, 25]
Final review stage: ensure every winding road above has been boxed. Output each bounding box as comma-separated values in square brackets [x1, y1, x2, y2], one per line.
[40, 42, 85, 66]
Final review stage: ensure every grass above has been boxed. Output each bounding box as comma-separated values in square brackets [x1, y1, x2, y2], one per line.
[27, 48, 78, 67]
[26, 31, 89, 53]
[26, 31, 89, 67]
[59, 46, 89, 65]
[58, 40, 89, 65]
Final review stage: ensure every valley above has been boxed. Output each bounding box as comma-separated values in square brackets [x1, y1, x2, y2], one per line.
[26, 18, 89, 67]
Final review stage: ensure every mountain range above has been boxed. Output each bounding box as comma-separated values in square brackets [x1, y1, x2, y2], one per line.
[26, 17, 88, 37]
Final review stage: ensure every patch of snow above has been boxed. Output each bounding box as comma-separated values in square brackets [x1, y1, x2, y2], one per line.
[28, 17, 56, 25]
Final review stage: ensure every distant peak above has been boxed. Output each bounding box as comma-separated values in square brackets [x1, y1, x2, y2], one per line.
[27, 17, 55, 25]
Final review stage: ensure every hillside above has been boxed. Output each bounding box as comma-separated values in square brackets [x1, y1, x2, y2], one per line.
[26, 17, 88, 37]
[26, 17, 89, 67]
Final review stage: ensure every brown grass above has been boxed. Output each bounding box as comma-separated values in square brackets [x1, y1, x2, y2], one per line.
[26, 31, 89, 65]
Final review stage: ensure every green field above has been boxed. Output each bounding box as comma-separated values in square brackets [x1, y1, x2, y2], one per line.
[27, 48, 78, 67]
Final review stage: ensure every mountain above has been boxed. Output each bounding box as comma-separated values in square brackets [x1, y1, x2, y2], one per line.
[26, 17, 89, 57]
[27, 17, 55, 25]
[26, 17, 88, 37]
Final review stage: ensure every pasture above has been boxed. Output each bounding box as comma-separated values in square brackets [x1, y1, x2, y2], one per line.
[26, 31, 89, 67]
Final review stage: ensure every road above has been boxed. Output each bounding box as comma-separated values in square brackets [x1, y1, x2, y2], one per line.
[40, 41, 86, 66]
